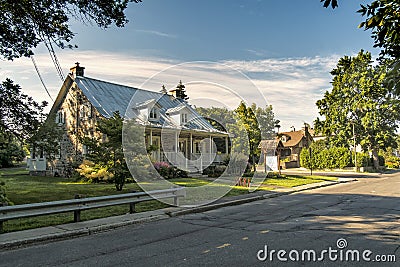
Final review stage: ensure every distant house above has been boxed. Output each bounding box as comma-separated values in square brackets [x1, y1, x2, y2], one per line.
[27, 63, 229, 176]
[278, 127, 313, 168]
[258, 139, 284, 172]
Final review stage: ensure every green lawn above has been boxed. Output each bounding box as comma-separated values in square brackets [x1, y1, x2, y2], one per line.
[261, 175, 337, 188]
[0, 168, 336, 232]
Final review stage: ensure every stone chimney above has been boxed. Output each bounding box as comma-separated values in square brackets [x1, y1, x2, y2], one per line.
[70, 62, 85, 78]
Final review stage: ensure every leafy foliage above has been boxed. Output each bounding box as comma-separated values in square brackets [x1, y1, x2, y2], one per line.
[0, 78, 51, 167]
[28, 115, 64, 162]
[357, 1, 400, 59]
[300, 141, 351, 170]
[0, 79, 47, 141]
[0, 180, 13, 205]
[0, 0, 143, 60]
[314, 50, 400, 168]
[320, 0, 338, 9]
[82, 111, 131, 190]
[197, 103, 276, 171]
[153, 161, 188, 179]
[0, 134, 25, 168]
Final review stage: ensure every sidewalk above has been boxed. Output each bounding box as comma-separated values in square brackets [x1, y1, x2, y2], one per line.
[0, 177, 356, 250]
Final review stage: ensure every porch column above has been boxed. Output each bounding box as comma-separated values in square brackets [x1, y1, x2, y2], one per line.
[209, 135, 212, 163]
[175, 131, 179, 153]
[149, 129, 153, 146]
[189, 133, 193, 160]
[225, 136, 229, 155]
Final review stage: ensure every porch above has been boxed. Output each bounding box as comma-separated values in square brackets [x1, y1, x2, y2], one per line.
[145, 128, 229, 173]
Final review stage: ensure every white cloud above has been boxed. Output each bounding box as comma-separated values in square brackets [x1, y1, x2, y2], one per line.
[135, 29, 177, 38]
[0, 50, 340, 132]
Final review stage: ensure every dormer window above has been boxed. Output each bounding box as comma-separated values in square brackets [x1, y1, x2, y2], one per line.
[149, 107, 159, 121]
[181, 113, 188, 124]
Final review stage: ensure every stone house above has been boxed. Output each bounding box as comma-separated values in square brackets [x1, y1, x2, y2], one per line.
[27, 63, 229, 176]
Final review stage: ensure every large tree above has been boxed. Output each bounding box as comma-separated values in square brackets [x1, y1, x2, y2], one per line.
[0, 79, 49, 167]
[0, 79, 47, 140]
[0, 0, 143, 60]
[197, 103, 277, 171]
[321, 0, 400, 93]
[315, 50, 400, 168]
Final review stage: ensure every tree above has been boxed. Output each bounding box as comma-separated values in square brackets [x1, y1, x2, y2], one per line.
[0, 78, 49, 167]
[197, 103, 277, 172]
[82, 111, 130, 191]
[251, 103, 276, 139]
[0, 0, 143, 60]
[321, 0, 400, 93]
[28, 115, 64, 166]
[315, 50, 400, 168]
[0, 133, 25, 168]
[0, 79, 47, 141]
[235, 102, 262, 172]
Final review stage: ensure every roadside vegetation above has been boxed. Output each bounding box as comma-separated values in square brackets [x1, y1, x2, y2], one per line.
[0, 167, 337, 232]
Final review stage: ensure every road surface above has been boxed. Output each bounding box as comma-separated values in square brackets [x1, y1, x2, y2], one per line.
[1, 173, 399, 266]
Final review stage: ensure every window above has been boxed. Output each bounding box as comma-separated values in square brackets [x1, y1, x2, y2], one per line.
[149, 107, 158, 120]
[56, 110, 65, 124]
[181, 113, 188, 124]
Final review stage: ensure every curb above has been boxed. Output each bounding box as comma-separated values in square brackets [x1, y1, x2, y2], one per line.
[0, 178, 356, 250]
[0, 214, 169, 250]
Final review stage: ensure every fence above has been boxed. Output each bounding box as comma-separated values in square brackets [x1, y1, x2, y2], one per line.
[0, 187, 186, 233]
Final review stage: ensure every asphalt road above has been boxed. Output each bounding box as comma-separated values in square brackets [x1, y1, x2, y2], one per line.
[1, 173, 399, 266]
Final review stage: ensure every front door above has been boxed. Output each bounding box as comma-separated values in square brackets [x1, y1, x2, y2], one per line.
[151, 136, 160, 161]
[179, 139, 187, 157]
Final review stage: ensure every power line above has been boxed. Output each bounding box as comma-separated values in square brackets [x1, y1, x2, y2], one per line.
[31, 55, 54, 102]
[44, 39, 65, 82]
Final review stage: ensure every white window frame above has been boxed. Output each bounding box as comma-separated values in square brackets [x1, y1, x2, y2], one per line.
[149, 107, 159, 121]
[181, 113, 188, 124]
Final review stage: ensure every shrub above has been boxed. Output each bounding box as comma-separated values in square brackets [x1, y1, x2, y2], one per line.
[203, 165, 227, 177]
[0, 181, 13, 205]
[385, 155, 400, 168]
[76, 160, 114, 183]
[300, 145, 351, 170]
[153, 161, 188, 179]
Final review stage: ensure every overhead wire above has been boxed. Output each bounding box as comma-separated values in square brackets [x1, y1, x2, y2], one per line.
[31, 55, 54, 102]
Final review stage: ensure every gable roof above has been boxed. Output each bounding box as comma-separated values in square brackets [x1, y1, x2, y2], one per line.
[71, 75, 223, 133]
[258, 139, 284, 153]
[279, 130, 309, 147]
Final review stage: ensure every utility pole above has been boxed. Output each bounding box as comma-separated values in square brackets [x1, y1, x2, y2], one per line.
[353, 122, 357, 172]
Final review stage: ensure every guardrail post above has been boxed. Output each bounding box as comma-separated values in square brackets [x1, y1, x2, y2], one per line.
[0, 202, 7, 233]
[74, 194, 83, 222]
[129, 190, 136, 214]
[173, 193, 179, 206]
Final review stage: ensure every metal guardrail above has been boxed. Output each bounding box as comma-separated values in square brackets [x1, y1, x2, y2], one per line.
[0, 187, 186, 233]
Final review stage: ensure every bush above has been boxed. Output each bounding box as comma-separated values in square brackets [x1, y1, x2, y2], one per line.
[76, 160, 114, 183]
[300, 145, 351, 170]
[0, 180, 13, 205]
[203, 165, 227, 177]
[153, 161, 188, 179]
[385, 155, 400, 168]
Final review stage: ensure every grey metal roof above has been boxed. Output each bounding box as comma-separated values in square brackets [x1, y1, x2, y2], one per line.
[74, 76, 225, 133]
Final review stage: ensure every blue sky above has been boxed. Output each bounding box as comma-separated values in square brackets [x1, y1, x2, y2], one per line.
[0, 0, 376, 131]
